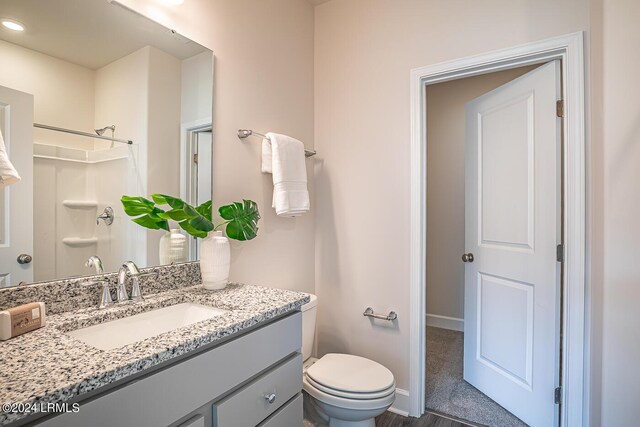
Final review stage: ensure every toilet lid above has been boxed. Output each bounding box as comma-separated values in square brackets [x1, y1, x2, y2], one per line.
[306, 353, 395, 394]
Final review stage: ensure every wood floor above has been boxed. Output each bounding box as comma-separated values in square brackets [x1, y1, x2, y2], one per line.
[376, 411, 473, 427]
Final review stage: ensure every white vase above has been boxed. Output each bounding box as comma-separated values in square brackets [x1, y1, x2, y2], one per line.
[200, 230, 230, 290]
[159, 229, 188, 265]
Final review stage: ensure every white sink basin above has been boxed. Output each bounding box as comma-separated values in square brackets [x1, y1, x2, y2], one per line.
[67, 303, 227, 350]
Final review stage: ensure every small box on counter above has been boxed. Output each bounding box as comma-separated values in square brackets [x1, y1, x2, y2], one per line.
[0, 302, 46, 340]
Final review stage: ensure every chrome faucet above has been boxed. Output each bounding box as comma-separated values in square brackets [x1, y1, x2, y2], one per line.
[116, 261, 144, 302]
[85, 256, 104, 274]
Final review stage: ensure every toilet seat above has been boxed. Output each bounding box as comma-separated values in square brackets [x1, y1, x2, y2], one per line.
[303, 376, 396, 411]
[306, 353, 395, 394]
[305, 374, 395, 400]
[303, 353, 396, 410]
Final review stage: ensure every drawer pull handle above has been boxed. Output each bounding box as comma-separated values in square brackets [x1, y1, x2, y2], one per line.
[264, 393, 277, 404]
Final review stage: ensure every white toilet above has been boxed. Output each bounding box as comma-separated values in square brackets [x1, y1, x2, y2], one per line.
[301, 294, 396, 427]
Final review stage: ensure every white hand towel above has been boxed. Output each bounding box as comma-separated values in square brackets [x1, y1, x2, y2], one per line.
[261, 138, 273, 174]
[0, 128, 21, 188]
[262, 132, 310, 217]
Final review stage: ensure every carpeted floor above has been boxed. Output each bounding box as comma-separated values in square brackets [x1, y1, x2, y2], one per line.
[426, 326, 529, 427]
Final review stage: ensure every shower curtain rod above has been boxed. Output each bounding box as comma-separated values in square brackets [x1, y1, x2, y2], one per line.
[34, 123, 133, 145]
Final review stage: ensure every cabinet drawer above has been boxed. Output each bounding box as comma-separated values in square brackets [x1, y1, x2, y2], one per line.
[258, 393, 303, 427]
[213, 353, 302, 427]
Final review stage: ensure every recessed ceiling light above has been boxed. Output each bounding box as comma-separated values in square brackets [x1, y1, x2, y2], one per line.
[1, 19, 25, 32]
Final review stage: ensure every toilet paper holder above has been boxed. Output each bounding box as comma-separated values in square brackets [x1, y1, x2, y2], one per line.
[363, 307, 397, 321]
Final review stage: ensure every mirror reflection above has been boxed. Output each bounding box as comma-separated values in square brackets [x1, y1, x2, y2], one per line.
[0, 0, 214, 286]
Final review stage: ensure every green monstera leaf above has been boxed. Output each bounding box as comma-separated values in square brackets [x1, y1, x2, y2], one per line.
[120, 196, 170, 231]
[151, 194, 213, 236]
[218, 199, 260, 241]
[195, 200, 213, 221]
[121, 194, 259, 241]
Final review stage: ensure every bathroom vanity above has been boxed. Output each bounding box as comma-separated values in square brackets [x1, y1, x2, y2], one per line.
[42, 314, 303, 427]
[0, 264, 309, 427]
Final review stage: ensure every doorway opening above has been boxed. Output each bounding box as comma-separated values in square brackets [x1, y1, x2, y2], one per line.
[425, 64, 547, 427]
[180, 120, 213, 261]
[408, 33, 586, 427]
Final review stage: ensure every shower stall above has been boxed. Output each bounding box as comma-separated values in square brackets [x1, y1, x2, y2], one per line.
[32, 124, 141, 281]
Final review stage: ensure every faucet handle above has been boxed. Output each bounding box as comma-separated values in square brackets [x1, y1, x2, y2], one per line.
[96, 207, 114, 226]
[87, 280, 114, 309]
[116, 279, 129, 303]
[130, 277, 143, 302]
[129, 271, 155, 302]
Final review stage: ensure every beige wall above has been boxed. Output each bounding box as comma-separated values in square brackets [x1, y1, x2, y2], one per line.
[181, 51, 213, 125]
[147, 47, 183, 266]
[0, 39, 95, 149]
[597, 0, 640, 424]
[94, 47, 150, 268]
[425, 66, 535, 322]
[117, 0, 316, 294]
[314, 0, 589, 395]
[587, 0, 604, 423]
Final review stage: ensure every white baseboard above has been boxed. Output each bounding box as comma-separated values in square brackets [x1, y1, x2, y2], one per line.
[388, 388, 410, 417]
[426, 314, 464, 332]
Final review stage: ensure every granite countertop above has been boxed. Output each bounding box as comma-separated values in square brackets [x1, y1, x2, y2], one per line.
[0, 283, 309, 426]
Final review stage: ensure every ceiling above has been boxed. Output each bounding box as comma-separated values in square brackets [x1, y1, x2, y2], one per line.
[0, 0, 208, 70]
[308, 0, 333, 5]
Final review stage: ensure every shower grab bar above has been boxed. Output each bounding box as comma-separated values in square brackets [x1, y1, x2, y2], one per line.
[363, 307, 398, 321]
[237, 129, 316, 157]
[34, 123, 133, 145]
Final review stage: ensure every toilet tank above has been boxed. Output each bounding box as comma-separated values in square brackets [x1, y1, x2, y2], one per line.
[301, 293, 317, 361]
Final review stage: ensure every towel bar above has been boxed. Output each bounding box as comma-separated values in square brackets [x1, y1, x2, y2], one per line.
[237, 129, 317, 158]
[363, 307, 398, 321]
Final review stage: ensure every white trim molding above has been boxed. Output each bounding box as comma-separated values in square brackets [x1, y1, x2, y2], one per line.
[179, 118, 213, 261]
[389, 388, 410, 417]
[409, 32, 586, 426]
[426, 314, 464, 332]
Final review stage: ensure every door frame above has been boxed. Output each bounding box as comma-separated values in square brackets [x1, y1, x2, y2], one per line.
[180, 118, 213, 260]
[408, 32, 586, 425]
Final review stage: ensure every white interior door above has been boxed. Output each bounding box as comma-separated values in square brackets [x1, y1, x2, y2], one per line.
[0, 85, 34, 286]
[463, 61, 561, 427]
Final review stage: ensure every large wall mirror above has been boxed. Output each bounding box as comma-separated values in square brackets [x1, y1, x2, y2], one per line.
[0, 0, 214, 287]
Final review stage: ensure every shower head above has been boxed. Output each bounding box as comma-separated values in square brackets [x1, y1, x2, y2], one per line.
[95, 125, 116, 136]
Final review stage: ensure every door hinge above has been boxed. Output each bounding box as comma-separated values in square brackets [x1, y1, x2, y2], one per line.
[554, 387, 562, 405]
[193, 153, 198, 164]
[556, 100, 565, 118]
[557, 244, 565, 263]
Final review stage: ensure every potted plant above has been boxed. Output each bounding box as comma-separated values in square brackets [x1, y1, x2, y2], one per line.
[121, 194, 260, 290]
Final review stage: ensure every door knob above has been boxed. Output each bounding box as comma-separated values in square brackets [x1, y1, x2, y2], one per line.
[17, 254, 33, 264]
[462, 253, 474, 263]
